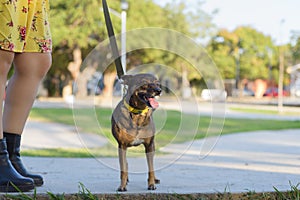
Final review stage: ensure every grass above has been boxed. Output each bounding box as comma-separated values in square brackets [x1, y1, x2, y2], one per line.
[24, 107, 300, 158]
[2, 182, 300, 200]
[230, 107, 300, 115]
[274, 182, 300, 200]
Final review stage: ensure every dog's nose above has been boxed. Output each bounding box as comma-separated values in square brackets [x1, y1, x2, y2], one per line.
[154, 87, 162, 94]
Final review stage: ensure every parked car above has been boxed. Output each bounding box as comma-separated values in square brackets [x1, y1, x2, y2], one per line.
[263, 87, 288, 97]
[201, 89, 227, 101]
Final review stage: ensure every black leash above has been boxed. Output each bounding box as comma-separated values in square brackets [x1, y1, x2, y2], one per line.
[102, 0, 125, 79]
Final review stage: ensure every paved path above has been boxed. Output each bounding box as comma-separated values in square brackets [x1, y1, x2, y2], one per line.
[19, 128, 300, 194]
[22, 120, 107, 150]
[10, 99, 300, 194]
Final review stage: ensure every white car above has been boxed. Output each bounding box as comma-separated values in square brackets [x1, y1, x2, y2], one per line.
[201, 89, 227, 101]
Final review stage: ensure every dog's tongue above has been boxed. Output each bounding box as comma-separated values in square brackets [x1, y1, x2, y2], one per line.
[149, 98, 159, 109]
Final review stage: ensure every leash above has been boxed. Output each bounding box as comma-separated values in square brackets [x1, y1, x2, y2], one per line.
[102, 0, 125, 79]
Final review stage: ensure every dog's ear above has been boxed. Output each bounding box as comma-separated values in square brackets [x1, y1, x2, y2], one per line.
[121, 75, 133, 85]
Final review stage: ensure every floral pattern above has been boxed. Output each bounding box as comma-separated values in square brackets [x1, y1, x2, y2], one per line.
[34, 37, 52, 52]
[18, 25, 26, 41]
[0, 36, 15, 51]
[0, 0, 52, 53]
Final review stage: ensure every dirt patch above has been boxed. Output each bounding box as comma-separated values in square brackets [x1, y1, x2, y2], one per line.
[0, 192, 293, 200]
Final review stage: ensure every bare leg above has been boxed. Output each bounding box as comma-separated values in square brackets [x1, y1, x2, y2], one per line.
[2, 52, 51, 187]
[0, 50, 15, 139]
[0, 50, 35, 192]
[3, 52, 51, 134]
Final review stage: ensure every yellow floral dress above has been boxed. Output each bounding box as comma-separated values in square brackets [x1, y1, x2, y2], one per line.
[0, 0, 52, 53]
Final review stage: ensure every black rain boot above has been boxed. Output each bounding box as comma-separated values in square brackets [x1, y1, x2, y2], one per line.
[0, 138, 34, 192]
[4, 132, 44, 186]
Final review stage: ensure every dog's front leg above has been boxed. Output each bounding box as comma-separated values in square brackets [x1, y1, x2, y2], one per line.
[118, 146, 128, 192]
[145, 142, 158, 190]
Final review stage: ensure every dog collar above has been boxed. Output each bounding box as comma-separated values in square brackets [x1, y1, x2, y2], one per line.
[124, 99, 149, 115]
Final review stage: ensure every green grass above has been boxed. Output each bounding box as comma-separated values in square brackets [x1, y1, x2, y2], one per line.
[230, 107, 300, 115]
[274, 181, 300, 200]
[2, 182, 300, 200]
[25, 107, 300, 157]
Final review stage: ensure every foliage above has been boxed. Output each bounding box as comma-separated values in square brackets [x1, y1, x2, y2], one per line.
[46, 0, 215, 97]
[48, 0, 109, 96]
[164, 0, 216, 39]
[290, 34, 300, 65]
[42, 1, 300, 97]
[125, 0, 216, 85]
[207, 26, 278, 81]
[50, 0, 106, 48]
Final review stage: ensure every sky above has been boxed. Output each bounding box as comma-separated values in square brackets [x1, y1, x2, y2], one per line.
[155, 0, 300, 45]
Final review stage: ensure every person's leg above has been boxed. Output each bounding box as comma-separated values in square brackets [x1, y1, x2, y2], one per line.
[0, 50, 14, 139]
[3, 52, 52, 186]
[3, 52, 52, 133]
[0, 50, 34, 192]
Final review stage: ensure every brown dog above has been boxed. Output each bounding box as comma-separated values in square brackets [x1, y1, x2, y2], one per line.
[111, 73, 161, 192]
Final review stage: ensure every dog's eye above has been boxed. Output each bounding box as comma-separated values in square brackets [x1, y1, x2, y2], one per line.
[139, 84, 148, 90]
[149, 83, 160, 89]
[154, 81, 160, 86]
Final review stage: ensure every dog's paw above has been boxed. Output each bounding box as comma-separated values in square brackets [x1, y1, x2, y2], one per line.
[148, 184, 157, 190]
[155, 178, 160, 184]
[117, 186, 127, 192]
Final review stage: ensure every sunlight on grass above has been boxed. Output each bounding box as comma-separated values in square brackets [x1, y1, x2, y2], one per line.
[27, 107, 300, 157]
[230, 107, 300, 115]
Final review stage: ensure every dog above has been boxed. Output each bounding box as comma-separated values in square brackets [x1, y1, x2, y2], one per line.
[111, 73, 162, 192]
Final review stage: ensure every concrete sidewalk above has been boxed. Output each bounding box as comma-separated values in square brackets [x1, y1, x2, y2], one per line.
[22, 120, 107, 150]
[19, 128, 300, 194]
[11, 98, 300, 194]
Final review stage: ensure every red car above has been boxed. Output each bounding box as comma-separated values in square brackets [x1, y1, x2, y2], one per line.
[263, 87, 289, 97]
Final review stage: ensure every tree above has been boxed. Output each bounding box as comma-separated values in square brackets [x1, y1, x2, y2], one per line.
[126, 0, 216, 97]
[48, 0, 215, 98]
[49, 0, 108, 97]
[207, 26, 278, 82]
[290, 34, 300, 65]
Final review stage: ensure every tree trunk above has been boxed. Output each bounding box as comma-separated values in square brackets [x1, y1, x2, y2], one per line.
[68, 47, 82, 80]
[66, 47, 83, 97]
[102, 71, 117, 99]
[76, 64, 97, 98]
[181, 64, 191, 99]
